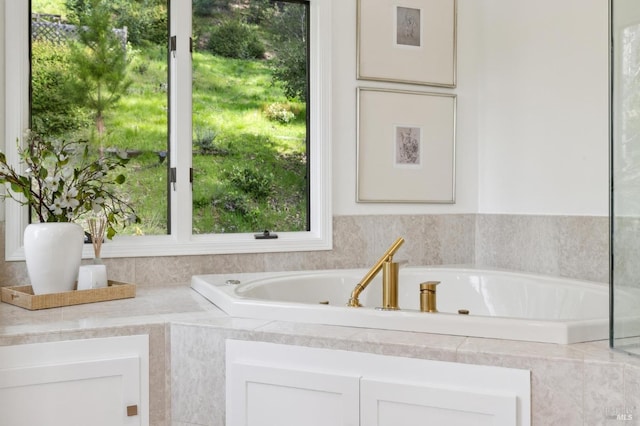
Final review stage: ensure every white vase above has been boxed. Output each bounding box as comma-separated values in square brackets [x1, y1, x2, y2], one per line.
[24, 223, 84, 295]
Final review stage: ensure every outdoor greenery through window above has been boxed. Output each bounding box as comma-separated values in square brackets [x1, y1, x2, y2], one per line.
[191, 0, 310, 234]
[30, 0, 169, 235]
[29, 0, 310, 237]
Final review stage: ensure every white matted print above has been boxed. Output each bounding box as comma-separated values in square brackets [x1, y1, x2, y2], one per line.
[357, 0, 456, 87]
[357, 88, 455, 203]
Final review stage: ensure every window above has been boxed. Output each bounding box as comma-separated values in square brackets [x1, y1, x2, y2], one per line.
[4, 0, 331, 260]
[192, 1, 311, 235]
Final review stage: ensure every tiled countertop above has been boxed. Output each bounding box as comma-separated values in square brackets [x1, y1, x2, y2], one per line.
[0, 283, 635, 363]
[0, 284, 226, 339]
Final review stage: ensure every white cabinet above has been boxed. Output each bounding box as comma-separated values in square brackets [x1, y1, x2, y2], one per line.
[226, 340, 530, 426]
[227, 363, 359, 426]
[0, 335, 149, 426]
[361, 378, 517, 426]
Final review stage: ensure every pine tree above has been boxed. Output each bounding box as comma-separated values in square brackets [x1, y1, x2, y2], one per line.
[68, 0, 131, 136]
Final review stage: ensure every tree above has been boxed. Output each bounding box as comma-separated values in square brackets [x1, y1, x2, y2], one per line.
[67, 0, 131, 137]
[67, 0, 167, 46]
[266, 1, 308, 101]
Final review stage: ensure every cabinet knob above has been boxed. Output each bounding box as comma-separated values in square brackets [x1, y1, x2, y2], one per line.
[126, 405, 138, 417]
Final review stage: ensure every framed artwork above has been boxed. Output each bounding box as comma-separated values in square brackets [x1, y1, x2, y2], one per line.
[357, 0, 457, 87]
[357, 87, 456, 203]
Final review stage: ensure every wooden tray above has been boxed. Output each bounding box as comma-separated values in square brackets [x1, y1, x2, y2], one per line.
[1, 281, 136, 310]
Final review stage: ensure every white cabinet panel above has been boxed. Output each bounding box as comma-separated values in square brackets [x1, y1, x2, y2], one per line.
[0, 357, 140, 426]
[227, 362, 359, 426]
[361, 378, 516, 426]
[0, 335, 149, 426]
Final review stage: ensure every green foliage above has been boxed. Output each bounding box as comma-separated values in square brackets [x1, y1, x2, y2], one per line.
[264, 103, 295, 124]
[96, 48, 308, 235]
[193, 0, 231, 17]
[227, 166, 273, 199]
[206, 188, 259, 233]
[194, 128, 229, 155]
[207, 18, 265, 60]
[31, 41, 89, 136]
[67, 0, 132, 136]
[245, 0, 275, 24]
[112, 1, 167, 46]
[31, 1, 309, 235]
[270, 41, 307, 101]
[265, 2, 308, 101]
[66, 0, 167, 45]
[214, 190, 252, 216]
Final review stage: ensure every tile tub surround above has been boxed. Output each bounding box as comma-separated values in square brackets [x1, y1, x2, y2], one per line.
[171, 321, 640, 426]
[0, 213, 608, 286]
[475, 214, 609, 283]
[1, 284, 637, 426]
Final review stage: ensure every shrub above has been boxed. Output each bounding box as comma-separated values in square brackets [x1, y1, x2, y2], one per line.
[132, 59, 149, 75]
[270, 40, 307, 101]
[31, 41, 89, 136]
[227, 166, 273, 199]
[66, 0, 168, 46]
[207, 18, 265, 60]
[266, 2, 308, 101]
[193, 0, 231, 17]
[264, 103, 295, 124]
[194, 128, 229, 155]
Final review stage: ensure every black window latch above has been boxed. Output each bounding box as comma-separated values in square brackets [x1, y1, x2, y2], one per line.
[254, 230, 278, 240]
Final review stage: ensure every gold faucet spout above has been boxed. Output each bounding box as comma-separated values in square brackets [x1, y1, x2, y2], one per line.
[347, 237, 405, 307]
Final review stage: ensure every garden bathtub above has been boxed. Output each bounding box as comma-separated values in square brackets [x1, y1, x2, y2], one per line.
[191, 266, 613, 344]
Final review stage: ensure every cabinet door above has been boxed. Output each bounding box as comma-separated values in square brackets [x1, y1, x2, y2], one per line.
[0, 335, 148, 426]
[361, 378, 517, 426]
[227, 363, 360, 426]
[226, 342, 360, 426]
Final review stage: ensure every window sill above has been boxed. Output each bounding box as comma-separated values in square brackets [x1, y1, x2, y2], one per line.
[5, 231, 332, 261]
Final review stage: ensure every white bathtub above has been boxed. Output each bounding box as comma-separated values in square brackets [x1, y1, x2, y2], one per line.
[191, 266, 612, 344]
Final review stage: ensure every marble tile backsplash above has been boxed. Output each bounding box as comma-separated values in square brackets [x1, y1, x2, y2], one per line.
[0, 213, 609, 287]
[475, 214, 609, 283]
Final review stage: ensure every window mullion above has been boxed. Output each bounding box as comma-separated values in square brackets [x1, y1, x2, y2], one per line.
[169, 0, 193, 242]
[4, 0, 31, 259]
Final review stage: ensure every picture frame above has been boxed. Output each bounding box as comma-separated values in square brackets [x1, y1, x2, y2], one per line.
[357, 87, 456, 203]
[357, 0, 457, 87]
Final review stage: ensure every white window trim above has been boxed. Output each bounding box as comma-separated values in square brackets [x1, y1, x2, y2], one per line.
[4, 0, 332, 260]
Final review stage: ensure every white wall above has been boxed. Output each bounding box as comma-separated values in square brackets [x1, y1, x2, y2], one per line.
[475, 0, 609, 215]
[331, 0, 480, 215]
[0, 0, 610, 219]
[332, 0, 609, 216]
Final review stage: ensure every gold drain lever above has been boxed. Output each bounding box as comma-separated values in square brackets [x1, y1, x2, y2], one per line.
[420, 281, 439, 313]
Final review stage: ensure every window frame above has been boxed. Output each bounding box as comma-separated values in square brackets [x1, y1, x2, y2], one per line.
[4, 0, 332, 260]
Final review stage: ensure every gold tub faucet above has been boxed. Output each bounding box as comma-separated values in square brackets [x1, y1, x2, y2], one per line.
[347, 237, 405, 308]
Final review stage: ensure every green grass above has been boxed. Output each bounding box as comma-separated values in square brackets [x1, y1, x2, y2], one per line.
[95, 47, 307, 236]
